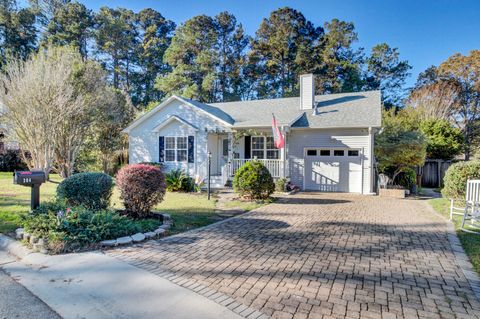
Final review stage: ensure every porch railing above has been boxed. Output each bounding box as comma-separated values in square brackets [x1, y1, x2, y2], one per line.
[229, 159, 283, 178]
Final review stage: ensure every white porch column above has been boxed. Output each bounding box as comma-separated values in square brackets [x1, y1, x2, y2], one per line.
[281, 127, 288, 178]
[227, 132, 233, 178]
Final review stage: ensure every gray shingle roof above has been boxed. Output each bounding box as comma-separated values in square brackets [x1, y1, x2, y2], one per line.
[207, 90, 381, 128]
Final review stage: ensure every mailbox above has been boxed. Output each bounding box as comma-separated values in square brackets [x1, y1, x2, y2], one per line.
[13, 170, 46, 210]
[14, 171, 46, 186]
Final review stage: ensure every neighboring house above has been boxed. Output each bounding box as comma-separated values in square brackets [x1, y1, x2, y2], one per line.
[0, 102, 20, 153]
[123, 74, 382, 194]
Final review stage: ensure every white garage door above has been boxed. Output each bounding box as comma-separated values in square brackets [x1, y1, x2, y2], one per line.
[304, 148, 362, 193]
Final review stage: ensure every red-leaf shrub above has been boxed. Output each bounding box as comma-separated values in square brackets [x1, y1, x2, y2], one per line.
[116, 164, 166, 218]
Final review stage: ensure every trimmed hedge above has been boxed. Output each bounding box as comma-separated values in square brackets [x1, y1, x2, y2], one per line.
[442, 161, 480, 199]
[57, 172, 114, 210]
[233, 161, 274, 200]
[116, 164, 166, 218]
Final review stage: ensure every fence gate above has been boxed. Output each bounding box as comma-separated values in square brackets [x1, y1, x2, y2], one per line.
[420, 160, 453, 188]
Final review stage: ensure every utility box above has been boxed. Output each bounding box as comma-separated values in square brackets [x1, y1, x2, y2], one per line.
[13, 170, 46, 210]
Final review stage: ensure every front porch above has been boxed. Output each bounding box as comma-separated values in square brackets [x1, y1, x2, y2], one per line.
[206, 132, 286, 187]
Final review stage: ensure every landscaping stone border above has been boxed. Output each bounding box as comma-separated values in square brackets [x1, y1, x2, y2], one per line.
[99, 213, 172, 248]
[425, 201, 480, 301]
[13, 213, 173, 254]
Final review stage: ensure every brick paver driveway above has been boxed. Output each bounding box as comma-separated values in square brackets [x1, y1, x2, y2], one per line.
[109, 193, 480, 319]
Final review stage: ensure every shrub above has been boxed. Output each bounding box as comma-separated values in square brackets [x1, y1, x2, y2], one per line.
[0, 149, 28, 171]
[233, 161, 274, 200]
[57, 172, 114, 210]
[116, 164, 166, 218]
[442, 161, 480, 199]
[395, 168, 417, 191]
[22, 201, 160, 253]
[139, 162, 163, 169]
[165, 169, 194, 192]
[275, 178, 287, 192]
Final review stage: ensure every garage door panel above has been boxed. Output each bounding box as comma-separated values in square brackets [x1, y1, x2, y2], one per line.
[304, 149, 362, 193]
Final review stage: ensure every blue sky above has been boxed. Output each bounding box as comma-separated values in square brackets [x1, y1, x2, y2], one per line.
[81, 0, 480, 88]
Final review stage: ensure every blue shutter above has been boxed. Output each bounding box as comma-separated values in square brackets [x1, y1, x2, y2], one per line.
[188, 136, 194, 163]
[159, 136, 165, 162]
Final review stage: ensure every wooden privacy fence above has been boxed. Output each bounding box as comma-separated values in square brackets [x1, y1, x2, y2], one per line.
[418, 159, 453, 188]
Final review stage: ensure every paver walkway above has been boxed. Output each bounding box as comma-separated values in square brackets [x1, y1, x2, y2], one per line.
[108, 193, 480, 319]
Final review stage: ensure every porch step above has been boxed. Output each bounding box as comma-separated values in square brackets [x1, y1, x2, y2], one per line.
[202, 175, 229, 189]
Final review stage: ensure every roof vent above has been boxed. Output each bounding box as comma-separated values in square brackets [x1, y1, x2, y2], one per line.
[300, 74, 314, 111]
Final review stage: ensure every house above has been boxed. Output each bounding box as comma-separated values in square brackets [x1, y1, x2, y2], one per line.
[123, 74, 382, 194]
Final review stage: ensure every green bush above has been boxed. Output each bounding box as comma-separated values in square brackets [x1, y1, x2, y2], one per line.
[57, 172, 114, 210]
[275, 178, 287, 192]
[22, 201, 160, 253]
[395, 168, 417, 191]
[233, 161, 274, 200]
[165, 169, 194, 192]
[442, 161, 480, 199]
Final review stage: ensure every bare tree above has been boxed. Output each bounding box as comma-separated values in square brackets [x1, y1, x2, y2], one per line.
[0, 46, 83, 176]
[0, 46, 105, 177]
[406, 80, 461, 122]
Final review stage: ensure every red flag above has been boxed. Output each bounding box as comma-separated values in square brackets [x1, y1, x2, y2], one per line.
[272, 114, 285, 149]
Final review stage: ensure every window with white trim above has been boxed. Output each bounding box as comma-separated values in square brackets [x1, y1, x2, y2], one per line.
[251, 136, 279, 159]
[165, 136, 188, 162]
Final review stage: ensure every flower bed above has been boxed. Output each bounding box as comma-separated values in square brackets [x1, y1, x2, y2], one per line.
[17, 201, 166, 254]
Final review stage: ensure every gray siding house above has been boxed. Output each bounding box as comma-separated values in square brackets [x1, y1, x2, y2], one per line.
[123, 74, 382, 194]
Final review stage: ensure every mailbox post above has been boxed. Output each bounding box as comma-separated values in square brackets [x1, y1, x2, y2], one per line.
[13, 170, 46, 210]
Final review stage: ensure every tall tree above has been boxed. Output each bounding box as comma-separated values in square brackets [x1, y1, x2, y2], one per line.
[42, 1, 93, 58]
[93, 88, 133, 174]
[365, 43, 411, 108]
[250, 7, 322, 98]
[317, 19, 363, 94]
[133, 8, 174, 106]
[213, 11, 250, 102]
[95, 7, 138, 90]
[438, 50, 480, 160]
[155, 15, 218, 102]
[0, 0, 37, 68]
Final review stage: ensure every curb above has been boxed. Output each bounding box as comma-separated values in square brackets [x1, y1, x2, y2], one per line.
[0, 234, 33, 260]
[424, 201, 480, 302]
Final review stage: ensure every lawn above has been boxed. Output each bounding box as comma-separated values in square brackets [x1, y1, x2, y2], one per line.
[0, 172, 60, 233]
[429, 197, 480, 274]
[0, 172, 220, 235]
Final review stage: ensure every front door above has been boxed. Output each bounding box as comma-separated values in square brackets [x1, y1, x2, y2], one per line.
[217, 137, 229, 175]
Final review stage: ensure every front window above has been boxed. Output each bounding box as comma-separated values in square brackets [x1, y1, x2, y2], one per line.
[251, 136, 279, 159]
[165, 136, 188, 162]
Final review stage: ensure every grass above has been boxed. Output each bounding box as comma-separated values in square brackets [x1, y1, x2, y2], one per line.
[429, 197, 480, 274]
[0, 172, 220, 235]
[0, 172, 60, 233]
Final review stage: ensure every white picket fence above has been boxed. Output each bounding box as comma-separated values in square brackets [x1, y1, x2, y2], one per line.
[229, 159, 283, 178]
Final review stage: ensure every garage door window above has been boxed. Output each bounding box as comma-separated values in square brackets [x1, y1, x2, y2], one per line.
[320, 150, 330, 156]
[348, 150, 359, 156]
[334, 150, 344, 156]
[307, 149, 317, 156]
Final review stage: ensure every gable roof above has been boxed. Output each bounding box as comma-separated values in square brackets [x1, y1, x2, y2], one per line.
[124, 90, 382, 133]
[122, 95, 234, 133]
[210, 90, 382, 128]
